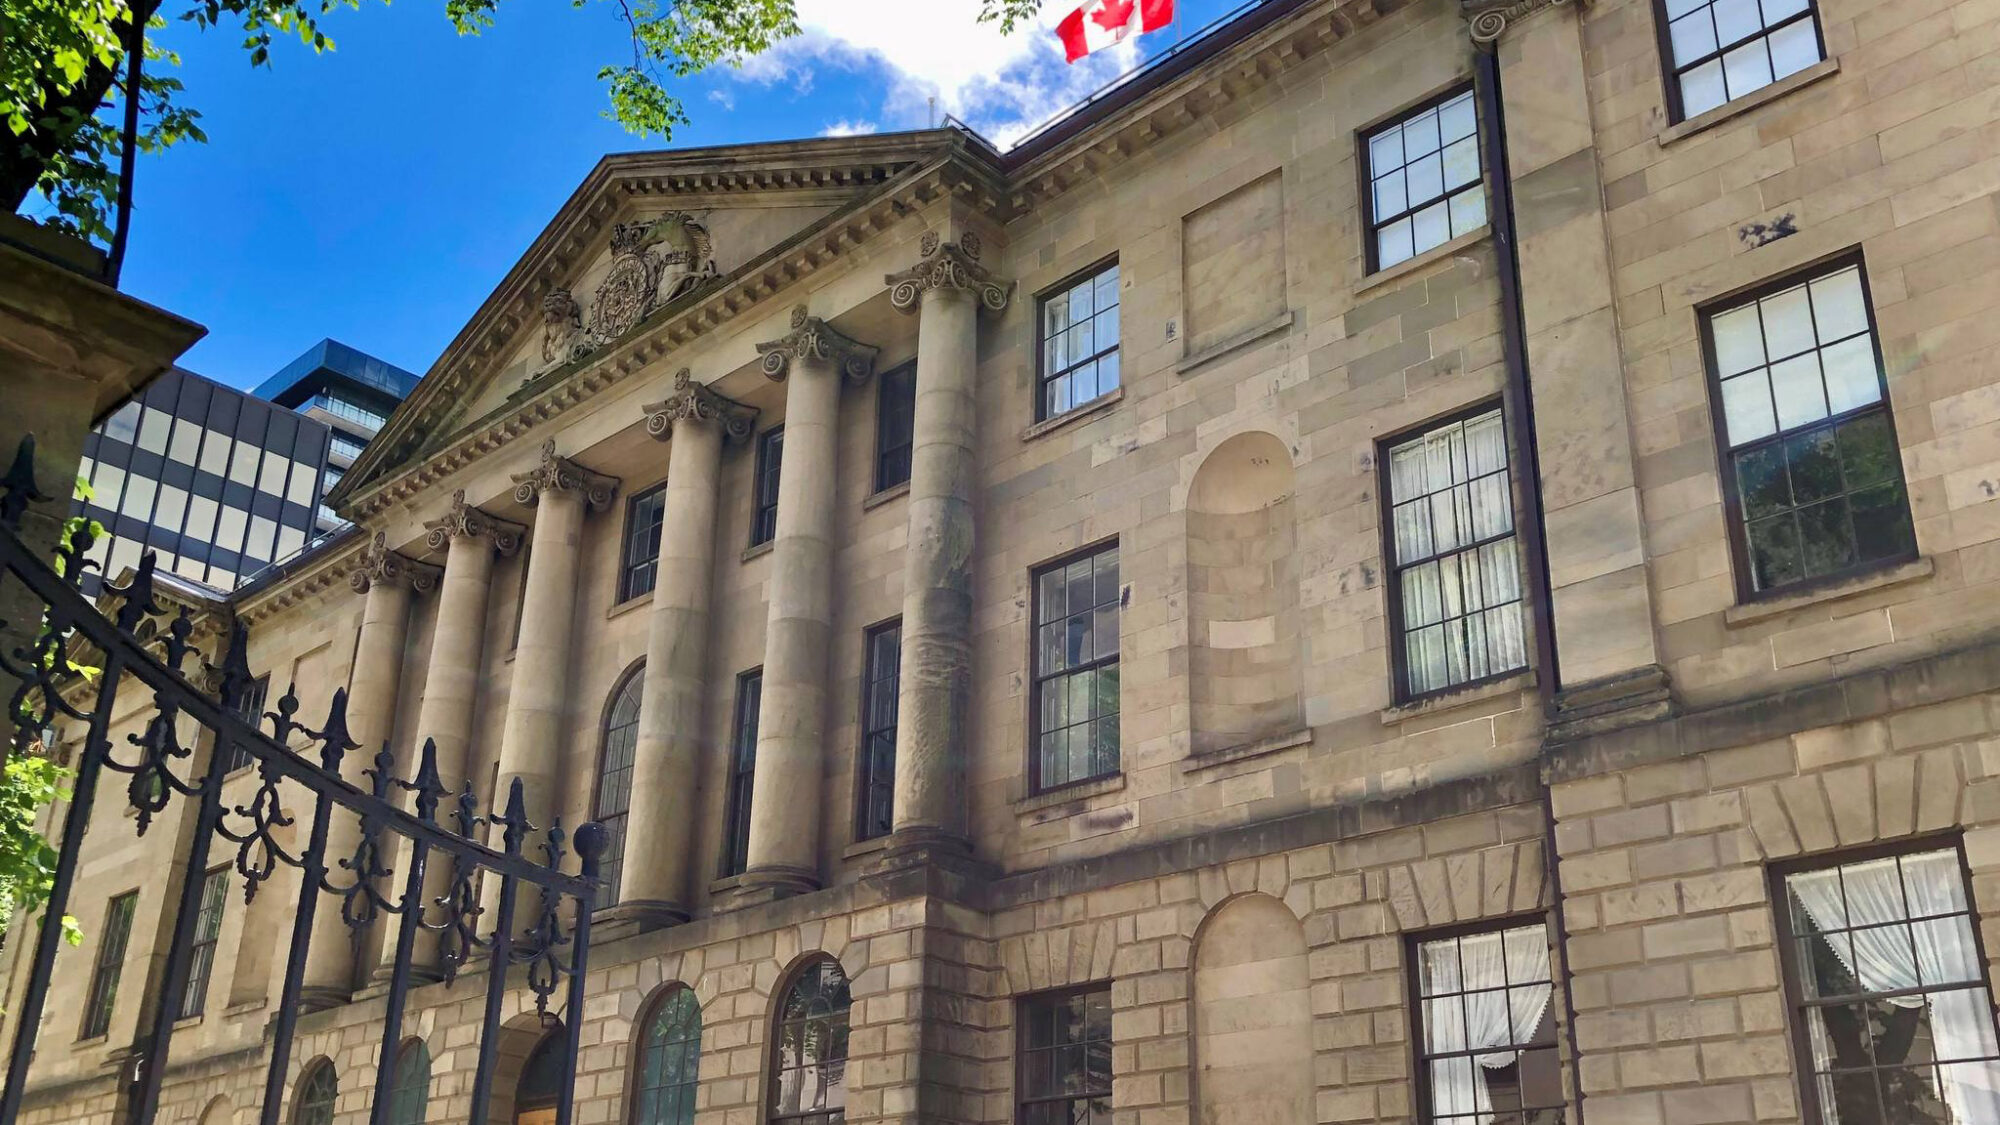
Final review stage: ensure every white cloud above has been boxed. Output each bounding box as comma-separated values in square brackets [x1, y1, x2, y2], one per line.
[708, 88, 737, 110]
[728, 0, 1152, 149]
[822, 119, 879, 137]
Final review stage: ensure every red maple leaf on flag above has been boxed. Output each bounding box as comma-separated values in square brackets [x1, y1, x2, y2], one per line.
[1091, 0, 1135, 31]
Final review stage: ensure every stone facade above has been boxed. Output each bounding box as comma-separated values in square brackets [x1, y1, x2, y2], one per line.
[12, 0, 2000, 1123]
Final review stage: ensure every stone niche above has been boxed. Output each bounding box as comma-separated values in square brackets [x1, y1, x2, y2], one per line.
[1193, 893, 1314, 1125]
[1181, 171, 1286, 358]
[1187, 431, 1305, 755]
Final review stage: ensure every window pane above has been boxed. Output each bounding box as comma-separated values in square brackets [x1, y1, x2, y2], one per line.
[1681, 60, 1728, 117]
[137, 409, 171, 454]
[1722, 37, 1775, 97]
[1768, 16, 1819, 77]
[1820, 336, 1882, 414]
[1670, 10, 1718, 63]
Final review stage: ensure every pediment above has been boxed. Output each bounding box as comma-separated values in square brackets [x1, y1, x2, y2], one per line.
[333, 131, 999, 511]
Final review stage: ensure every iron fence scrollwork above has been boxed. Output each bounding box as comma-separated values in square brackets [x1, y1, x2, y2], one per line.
[0, 434, 604, 1125]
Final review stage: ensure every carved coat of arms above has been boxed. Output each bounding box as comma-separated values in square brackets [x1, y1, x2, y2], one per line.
[537, 211, 717, 374]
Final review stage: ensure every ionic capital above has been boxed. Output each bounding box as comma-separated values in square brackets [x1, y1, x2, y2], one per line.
[886, 231, 1011, 314]
[510, 438, 620, 511]
[1461, 0, 1587, 47]
[423, 489, 527, 555]
[350, 531, 442, 595]
[754, 305, 879, 384]
[643, 368, 758, 444]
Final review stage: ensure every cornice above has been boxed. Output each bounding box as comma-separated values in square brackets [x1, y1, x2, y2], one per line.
[234, 533, 368, 627]
[338, 143, 1005, 522]
[644, 368, 757, 444]
[1004, 0, 1412, 213]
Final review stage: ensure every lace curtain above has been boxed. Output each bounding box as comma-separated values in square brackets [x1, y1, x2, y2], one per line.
[1423, 927, 1553, 1123]
[1788, 851, 2000, 1124]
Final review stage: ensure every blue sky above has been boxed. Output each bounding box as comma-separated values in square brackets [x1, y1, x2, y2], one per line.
[99, 0, 1245, 389]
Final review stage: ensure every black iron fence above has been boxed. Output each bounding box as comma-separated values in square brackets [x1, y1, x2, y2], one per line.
[0, 435, 603, 1125]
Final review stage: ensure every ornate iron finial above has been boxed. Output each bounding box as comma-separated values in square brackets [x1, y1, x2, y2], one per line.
[111, 552, 162, 632]
[350, 531, 443, 595]
[755, 308, 879, 384]
[499, 778, 532, 855]
[0, 434, 50, 529]
[572, 821, 609, 881]
[886, 235, 1012, 314]
[162, 610, 194, 673]
[423, 489, 526, 555]
[642, 368, 758, 444]
[509, 439, 619, 511]
[316, 689, 359, 772]
[409, 739, 447, 823]
[216, 618, 255, 712]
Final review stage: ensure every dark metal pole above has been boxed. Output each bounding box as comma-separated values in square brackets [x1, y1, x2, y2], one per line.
[555, 824, 605, 1125]
[1473, 47, 1561, 703]
[104, 12, 144, 286]
[128, 726, 238, 1124]
[257, 760, 344, 1125]
[0, 650, 124, 1124]
[467, 874, 520, 1125]
[366, 838, 428, 1125]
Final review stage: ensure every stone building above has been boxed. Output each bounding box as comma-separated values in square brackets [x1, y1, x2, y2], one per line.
[11, 0, 2000, 1122]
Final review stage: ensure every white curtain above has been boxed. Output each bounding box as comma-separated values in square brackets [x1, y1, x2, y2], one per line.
[1788, 851, 2000, 1124]
[1423, 928, 1552, 1123]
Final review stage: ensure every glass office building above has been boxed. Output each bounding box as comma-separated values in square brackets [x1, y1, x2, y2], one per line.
[72, 340, 419, 595]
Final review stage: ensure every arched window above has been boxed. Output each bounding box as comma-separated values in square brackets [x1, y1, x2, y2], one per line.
[518, 1030, 566, 1115]
[769, 959, 851, 1125]
[388, 1038, 430, 1125]
[594, 665, 643, 903]
[293, 1059, 337, 1125]
[634, 986, 702, 1125]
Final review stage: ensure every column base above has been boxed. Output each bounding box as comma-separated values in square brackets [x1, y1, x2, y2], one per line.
[592, 898, 689, 932]
[864, 828, 993, 901]
[363, 961, 446, 992]
[297, 985, 353, 1013]
[871, 827, 972, 872]
[1544, 664, 1674, 744]
[724, 865, 820, 909]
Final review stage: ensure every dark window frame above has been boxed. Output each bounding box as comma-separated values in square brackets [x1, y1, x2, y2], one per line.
[1697, 251, 1916, 604]
[720, 669, 762, 878]
[224, 674, 270, 774]
[874, 361, 917, 494]
[619, 481, 669, 604]
[1375, 400, 1530, 705]
[632, 983, 703, 1125]
[1769, 834, 2000, 1125]
[750, 427, 784, 548]
[293, 1058, 338, 1125]
[768, 956, 851, 1125]
[1034, 257, 1122, 423]
[1027, 539, 1122, 796]
[853, 619, 902, 842]
[592, 662, 645, 905]
[175, 865, 230, 1019]
[1014, 983, 1114, 1125]
[1358, 83, 1486, 275]
[79, 889, 138, 1040]
[387, 1038, 431, 1125]
[1404, 913, 1566, 1125]
[1649, 0, 1827, 124]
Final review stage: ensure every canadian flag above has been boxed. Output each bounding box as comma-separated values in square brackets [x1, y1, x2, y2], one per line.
[1056, 0, 1174, 63]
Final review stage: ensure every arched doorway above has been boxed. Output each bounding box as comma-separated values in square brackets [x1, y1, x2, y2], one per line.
[515, 1031, 565, 1125]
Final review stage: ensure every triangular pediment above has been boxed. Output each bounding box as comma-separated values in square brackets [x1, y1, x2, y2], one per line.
[333, 130, 1001, 512]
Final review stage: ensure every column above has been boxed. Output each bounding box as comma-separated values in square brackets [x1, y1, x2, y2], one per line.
[882, 233, 1010, 853]
[615, 371, 756, 926]
[301, 531, 437, 1010]
[1470, 0, 1671, 735]
[495, 439, 618, 835]
[737, 306, 877, 899]
[372, 489, 522, 981]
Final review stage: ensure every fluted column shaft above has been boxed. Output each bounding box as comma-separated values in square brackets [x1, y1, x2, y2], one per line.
[302, 545, 419, 1008]
[885, 236, 1009, 849]
[619, 379, 746, 924]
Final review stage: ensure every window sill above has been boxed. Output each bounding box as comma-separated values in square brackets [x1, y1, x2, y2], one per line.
[1020, 388, 1125, 444]
[606, 592, 651, 621]
[843, 835, 890, 860]
[1355, 228, 1490, 296]
[1176, 311, 1295, 376]
[1013, 772, 1126, 817]
[222, 999, 267, 1018]
[862, 480, 910, 512]
[1724, 555, 1933, 628]
[740, 540, 774, 564]
[1656, 58, 1840, 147]
[1380, 669, 1537, 726]
[172, 1014, 203, 1029]
[75, 1034, 109, 1048]
[708, 873, 746, 895]
[1182, 728, 1311, 773]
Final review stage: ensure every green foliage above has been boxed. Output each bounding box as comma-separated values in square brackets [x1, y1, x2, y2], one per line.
[0, 755, 80, 950]
[3, 0, 838, 244]
[976, 0, 1046, 35]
